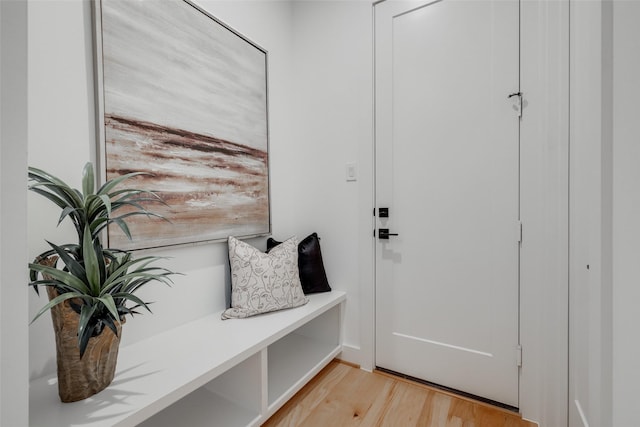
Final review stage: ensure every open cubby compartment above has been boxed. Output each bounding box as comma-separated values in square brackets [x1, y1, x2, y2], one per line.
[138, 351, 264, 427]
[266, 302, 342, 411]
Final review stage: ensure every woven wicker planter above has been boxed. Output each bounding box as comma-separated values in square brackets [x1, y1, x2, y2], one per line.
[41, 256, 123, 403]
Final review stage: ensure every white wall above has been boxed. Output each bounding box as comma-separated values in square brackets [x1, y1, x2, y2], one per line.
[0, 1, 29, 425]
[27, 0, 374, 382]
[567, 2, 640, 425]
[567, 1, 640, 426]
[612, 2, 640, 425]
[568, 1, 613, 426]
[569, 1, 599, 425]
[26, 0, 299, 378]
[193, 0, 375, 369]
[288, 0, 374, 369]
[28, 0, 98, 378]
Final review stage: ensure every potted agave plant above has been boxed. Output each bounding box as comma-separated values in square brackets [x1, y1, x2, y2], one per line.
[28, 162, 177, 402]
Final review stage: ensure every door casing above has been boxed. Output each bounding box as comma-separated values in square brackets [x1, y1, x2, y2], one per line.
[366, 1, 569, 424]
[374, 0, 521, 408]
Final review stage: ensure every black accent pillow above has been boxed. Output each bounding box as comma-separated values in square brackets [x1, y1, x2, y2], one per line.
[266, 233, 331, 294]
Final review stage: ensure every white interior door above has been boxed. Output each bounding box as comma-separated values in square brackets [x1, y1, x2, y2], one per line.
[375, 0, 520, 407]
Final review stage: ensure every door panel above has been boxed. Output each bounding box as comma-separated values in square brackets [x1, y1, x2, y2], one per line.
[375, 0, 520, 407]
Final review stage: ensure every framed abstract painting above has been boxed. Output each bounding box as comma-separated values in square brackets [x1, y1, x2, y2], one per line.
[94, 0, 270, 250]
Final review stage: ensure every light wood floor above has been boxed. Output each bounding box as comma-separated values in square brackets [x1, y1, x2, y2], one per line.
[263, 360, 536, 427]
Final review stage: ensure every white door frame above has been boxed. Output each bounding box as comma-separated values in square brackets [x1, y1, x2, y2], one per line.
[363, 0, 569, 425]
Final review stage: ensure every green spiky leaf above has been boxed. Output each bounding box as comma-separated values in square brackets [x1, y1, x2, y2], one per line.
[77, 303, 98, 357]
[82, 162, 95, 199]
[30, 292, 82, 325]
[97, 294, 120, 325]
[82, 225, 100, 295]
[28, 262, 90, 295]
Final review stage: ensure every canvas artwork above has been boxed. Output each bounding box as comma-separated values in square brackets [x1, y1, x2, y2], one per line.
[96, 0, 270, 250]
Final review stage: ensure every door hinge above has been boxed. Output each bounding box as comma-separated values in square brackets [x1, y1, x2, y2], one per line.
[516, 220, 522, 244]
[516, 344, 522, 367]
[508, 91, 523, 118]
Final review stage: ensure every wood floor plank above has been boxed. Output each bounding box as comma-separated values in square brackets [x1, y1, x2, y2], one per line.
[377, 381, 431, 427]
[351, 375, 397, 426]
[298, 365, 395, 427]
[262, 360, 537, 427]
[446, 417, 464, 427]
[263, 360, 351, 427]
[418, 392, 453, 427]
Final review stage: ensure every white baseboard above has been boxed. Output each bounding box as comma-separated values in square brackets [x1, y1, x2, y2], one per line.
[339, 344, 362, 367]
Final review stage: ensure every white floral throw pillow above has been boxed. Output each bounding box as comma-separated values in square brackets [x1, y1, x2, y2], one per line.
[222, 236, 309, 319]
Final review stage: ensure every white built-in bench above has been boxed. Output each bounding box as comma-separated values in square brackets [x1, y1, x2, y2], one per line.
[29, 291, 346, 427]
